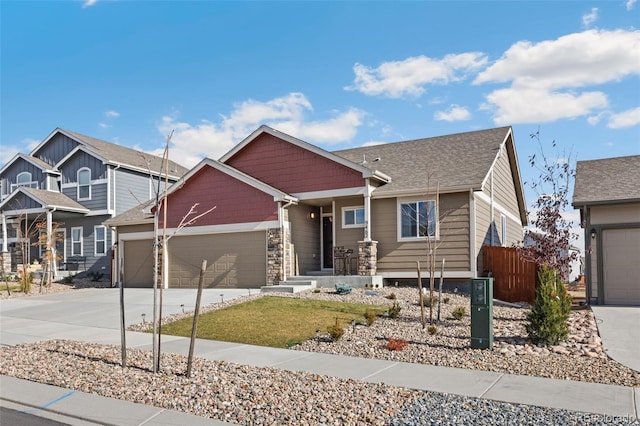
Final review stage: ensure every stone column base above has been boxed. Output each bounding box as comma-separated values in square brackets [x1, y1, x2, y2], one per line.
[358, 240, 378, 276]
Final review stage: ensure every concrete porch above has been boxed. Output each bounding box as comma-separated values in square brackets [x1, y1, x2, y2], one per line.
[260, 274, 384, 293]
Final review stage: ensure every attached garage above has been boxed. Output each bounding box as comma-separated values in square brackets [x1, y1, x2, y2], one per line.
[122, 239, 154, 288]
[602, 228, 640, 305]
[167, 231, 267, 288]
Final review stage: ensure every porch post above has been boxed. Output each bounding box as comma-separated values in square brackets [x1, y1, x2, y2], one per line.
[364, 179, 372, 242]
[46, 209, 58, 279]
[1, 213, 7, 253]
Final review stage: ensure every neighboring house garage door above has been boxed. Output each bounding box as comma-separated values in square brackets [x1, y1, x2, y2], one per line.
[603, 228, 640, 305]
[123, 239, 154, 288]
[168, 232, 266, 288]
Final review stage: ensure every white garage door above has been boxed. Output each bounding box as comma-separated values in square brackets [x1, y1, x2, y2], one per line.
[603, 228, 640, 305]
[167, 232, 266, 288]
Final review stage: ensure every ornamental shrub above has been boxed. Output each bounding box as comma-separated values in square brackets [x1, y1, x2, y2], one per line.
[327, 318, 344, 342]
[526, 266, 572, 346]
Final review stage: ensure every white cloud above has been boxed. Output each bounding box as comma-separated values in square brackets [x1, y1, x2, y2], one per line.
[361, 141, 386, 147]
[607, 106, 640, 128]
[345, 53, 487, 98]
[627, 0, 637, 11]
[474, 29, 640, 124]
[582, 7, 599, 27]
[434, 105, 471, 122]
[481, 88, 608, 125]
[105, 110, 120, 118]
[82, 0, 98, 8]
[98, 122, 110, 129]
[0, 138, 40, 167]
[156, 93, 365, 168]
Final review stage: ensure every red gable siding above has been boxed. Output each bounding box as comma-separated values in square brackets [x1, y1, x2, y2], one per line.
[160, 165, 278, 228]
[226, 133, 365, 193]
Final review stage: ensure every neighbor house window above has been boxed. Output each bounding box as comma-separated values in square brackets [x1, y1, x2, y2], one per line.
[94, 226, 106, 255]
[11, 172, 38, 191]
[342, 206, 365, 228]
[77, 168, 91, 200]
[399, 200, 437, 239]
[501, 214, 507, 247]
[71, 227, 83, 256]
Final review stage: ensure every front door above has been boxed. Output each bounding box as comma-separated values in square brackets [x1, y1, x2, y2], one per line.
[322, 215, 333, 269]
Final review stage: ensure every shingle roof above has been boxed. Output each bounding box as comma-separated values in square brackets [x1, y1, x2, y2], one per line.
[334, 127, 512, 195]
[0, 187, 89, 213]
[60, 129, 189, 178]
[104, 199, 154, 226]
[573, 155, 640, 205]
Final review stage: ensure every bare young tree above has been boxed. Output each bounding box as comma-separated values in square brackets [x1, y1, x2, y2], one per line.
[523, 129, 578, 281]
[34, 220, 64, 292]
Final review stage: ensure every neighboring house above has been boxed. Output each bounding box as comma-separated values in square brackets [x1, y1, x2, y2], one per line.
[106, 125, 527, 289]
[572, 155, 640, 306]
[0, 128, 188, 277]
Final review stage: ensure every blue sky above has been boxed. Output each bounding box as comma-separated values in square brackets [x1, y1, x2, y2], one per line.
[1, 0, 639, 248]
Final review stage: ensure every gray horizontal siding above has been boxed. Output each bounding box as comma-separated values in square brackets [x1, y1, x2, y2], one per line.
[62, 183, 108, 210]
[58, 215, 112, 273]
[115, 169, 153, 214]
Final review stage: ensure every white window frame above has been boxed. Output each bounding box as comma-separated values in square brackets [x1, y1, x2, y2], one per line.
[11, 172, 39, 191]
[397, 199, 438, 241]
[341, 206, 365, 228]
[71, 226, 83, 256]
[94, 225, 106, 256]
[77, 168, 91, 200]
[500, 214, 507, 247]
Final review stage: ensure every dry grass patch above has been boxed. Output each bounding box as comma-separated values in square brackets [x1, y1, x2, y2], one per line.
[159, 296, 388, 348]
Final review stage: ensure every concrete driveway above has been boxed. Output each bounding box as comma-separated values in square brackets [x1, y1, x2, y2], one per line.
[0, 288, 253, 347]
[591, 305, 640, 372]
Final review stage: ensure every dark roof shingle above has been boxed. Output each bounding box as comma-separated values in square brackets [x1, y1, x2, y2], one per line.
[334, 127, 511, 194]
[573, 155, 640, 205]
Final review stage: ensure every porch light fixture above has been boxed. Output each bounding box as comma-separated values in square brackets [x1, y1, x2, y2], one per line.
[590, 228, 597, 239]
[310, 211, 316, 220]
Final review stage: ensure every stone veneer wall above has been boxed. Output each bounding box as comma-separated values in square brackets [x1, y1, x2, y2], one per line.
[267, 228, 284, 285]
[358, 240, 377, 276]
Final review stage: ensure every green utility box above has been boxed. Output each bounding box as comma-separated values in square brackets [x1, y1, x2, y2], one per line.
[470, 278, 493, 349]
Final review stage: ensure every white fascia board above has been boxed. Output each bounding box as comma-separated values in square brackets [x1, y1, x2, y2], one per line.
[219, 125, 389, 183]
[118, 220, 279, 240]
[293, 186, 367, 200]
[57, 145, 108, 169]
[371, 186, 478, 200]
[1, 207, 47, 216]
[0, 153, 55, 176]
[106, 161, 183, 181]
[481, 127, 512, 190]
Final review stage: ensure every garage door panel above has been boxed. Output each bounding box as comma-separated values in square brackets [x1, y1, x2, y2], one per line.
[123, 239, 154, 288]
[603, 228, 640, 305]
[169, 232, 266, 288]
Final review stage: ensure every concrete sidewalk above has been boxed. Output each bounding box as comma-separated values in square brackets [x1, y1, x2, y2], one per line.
[1, 289, 639, 424]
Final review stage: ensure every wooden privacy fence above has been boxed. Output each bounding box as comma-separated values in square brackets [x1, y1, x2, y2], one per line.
[482, 246, 538, 304]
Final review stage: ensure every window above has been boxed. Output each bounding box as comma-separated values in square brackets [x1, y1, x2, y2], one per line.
[11, 172, 38, 191]
[399, 200, 437, 239]
[71, 227, 83, 256]
[77, 168, 91, 200]
[94, 226, 106, 255]
[500, 214, 507, 247]
[342, 206, 365, 228]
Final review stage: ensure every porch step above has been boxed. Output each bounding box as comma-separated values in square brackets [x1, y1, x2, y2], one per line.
[260, 280, 317, 294]
[304, 270, 334, 276]
[286, 275, 383, 289]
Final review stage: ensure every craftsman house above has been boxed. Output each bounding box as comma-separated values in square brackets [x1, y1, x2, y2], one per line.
[107, 125, 527, 289]
[0, 128, 188, 277]
[573, 155, 640, 305]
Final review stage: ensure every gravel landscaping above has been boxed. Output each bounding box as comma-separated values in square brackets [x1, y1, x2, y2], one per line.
[1, 283, 639, 425]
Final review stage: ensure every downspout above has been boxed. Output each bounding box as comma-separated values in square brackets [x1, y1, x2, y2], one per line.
[583, 205, 592, 305]
[490, 168, 495, 246]
[279, 199, 295, 282]
[469, 189, 477, 278]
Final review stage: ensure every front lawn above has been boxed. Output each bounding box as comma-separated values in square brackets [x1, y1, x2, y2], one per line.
[159, 296, 388, 348]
